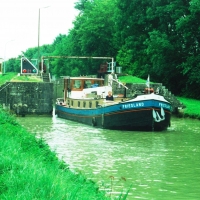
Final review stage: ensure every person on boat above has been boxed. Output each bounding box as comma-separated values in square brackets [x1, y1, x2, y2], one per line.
[106, 91, 114, 101]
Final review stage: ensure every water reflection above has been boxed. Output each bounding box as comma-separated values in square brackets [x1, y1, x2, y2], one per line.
[17, 116, 200, 200]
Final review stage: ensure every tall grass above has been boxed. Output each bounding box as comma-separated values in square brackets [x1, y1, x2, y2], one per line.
[0, 108, 114, 199]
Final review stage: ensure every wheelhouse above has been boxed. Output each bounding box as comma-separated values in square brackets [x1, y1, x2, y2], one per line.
[63, 77, 105, 99]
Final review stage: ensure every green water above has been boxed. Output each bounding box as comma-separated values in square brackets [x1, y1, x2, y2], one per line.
[17, 116, 200, 200]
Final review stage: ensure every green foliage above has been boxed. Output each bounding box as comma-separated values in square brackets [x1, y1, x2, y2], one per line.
[144, 30, 173, 73]
[115, 0, 200, 97]
[4, 58, 21, 73]
[75, 0, 116, 56]
[71, 67, 81, 77]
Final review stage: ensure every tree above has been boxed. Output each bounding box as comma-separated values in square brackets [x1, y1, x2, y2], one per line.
[114, 0, 200, 97]
[5, 58, 20, 73]
[52, 0, 117, 77]
[175, 0, 200, 97]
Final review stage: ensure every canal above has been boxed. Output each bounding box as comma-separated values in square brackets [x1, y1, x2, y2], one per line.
[17, 115, 200, 200]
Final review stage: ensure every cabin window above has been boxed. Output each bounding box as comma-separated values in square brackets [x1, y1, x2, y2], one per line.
[71, 100, 74, 106]
[84, 80, 92, 88]
[89, 101, 92, 108]
[78, 101, 80, 107]
[83, 101, 86, 108]
[96, 101, 99, 108]
[96, 80, 103, 86]
[73, 80, 81, 89]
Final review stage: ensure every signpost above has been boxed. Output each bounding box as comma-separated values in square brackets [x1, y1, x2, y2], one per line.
[21, 57, 38, 74]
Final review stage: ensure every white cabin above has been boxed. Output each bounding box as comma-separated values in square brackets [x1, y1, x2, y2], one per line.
[63, 77, 112, 99]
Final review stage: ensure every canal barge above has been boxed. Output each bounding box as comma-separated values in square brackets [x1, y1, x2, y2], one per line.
[55, 76, 171, 131]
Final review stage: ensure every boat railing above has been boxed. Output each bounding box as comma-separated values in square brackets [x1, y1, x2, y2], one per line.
[110, 77, 129, 89]
[56, 98, 64, 105]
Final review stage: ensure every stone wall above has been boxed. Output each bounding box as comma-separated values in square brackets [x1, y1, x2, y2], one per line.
[52, 79, 64, 101]
[0, 82, 53, 116]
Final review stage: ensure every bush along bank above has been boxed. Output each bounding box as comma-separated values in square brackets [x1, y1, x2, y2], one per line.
[0, 108, 114, 200]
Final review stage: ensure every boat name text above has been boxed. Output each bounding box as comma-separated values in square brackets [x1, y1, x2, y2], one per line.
[158, 103, 171, 109]
[122, 102, 144, 109]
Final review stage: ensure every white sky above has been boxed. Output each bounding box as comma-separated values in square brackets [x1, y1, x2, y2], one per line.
[0, 0, 79, 60]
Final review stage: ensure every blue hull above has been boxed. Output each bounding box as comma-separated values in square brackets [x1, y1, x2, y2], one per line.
[55, 98, 171, 131]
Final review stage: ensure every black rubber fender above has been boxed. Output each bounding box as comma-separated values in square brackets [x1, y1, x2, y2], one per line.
[92, 117, 97, 126]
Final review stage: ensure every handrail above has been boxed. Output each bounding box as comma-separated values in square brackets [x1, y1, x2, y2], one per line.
[48, 73, 51, 82]
[110, 77, 129, 90]
[0, 82, 11, 92]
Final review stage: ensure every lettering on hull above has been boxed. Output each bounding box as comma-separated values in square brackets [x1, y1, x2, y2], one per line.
[122, 101, 171, 110]
[158, 103, 171, 109]
[122, 102, 144, 109]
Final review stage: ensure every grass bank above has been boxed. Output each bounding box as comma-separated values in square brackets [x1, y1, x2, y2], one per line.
[0, 73, 17, 85]
[0, 73, 42, 83]
[177, 97, 200, 119]
[118, 75, 146, 84]
[0, 108, 126, 199]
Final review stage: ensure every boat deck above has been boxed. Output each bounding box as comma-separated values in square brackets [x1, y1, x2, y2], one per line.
[57, 97, 125, 109]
